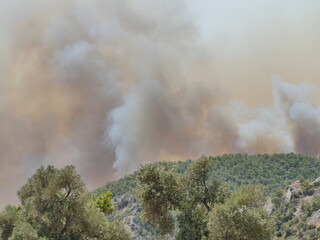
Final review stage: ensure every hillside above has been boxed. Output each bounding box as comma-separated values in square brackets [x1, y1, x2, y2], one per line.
[271, 178, 320, 239]
[94, 153, 320, 239]
[97, 153, 320, 197]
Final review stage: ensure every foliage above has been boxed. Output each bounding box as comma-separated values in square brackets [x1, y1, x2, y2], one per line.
[208, 185, 273, 240]
[95, 160, 192, 198]
[91, 192, 115, 214]
[97, 153, 320, 199]
[104, 221, 132, 240]
[175, 157, 230, 240]
[0, 165, 131, 240]
[137, 163, 182, 234]
[8, 221, 41, 240]
[0, 206, 20, 240]
[211, 153, 320, 194]
[137, 157, 273, 239]
[302, 197, 320, 217]
[270, 179, 320, 239]
[94, 153, 320, 239]
[182, 157, 227, 211]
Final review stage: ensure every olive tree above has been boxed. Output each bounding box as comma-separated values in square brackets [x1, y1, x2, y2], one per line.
[208, 185, 273, 240]
[0, 165, 131, 240]
[138, 157, 272, 240]
[138, 156, 228, 240]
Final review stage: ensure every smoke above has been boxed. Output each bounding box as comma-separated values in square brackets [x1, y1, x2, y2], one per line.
[203, 78, 320, 156]
[0, 0, 215, 207]
[1, 0, 320, 208]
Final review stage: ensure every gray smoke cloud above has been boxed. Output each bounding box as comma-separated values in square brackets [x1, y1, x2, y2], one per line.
[0, 0, 216, 207]
[1, 0, 320, 208]
[203, 78, 319, 156]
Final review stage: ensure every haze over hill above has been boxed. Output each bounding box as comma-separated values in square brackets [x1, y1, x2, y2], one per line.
[1, 0, 320, 208]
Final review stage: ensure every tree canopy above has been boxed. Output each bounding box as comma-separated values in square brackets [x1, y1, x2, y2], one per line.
[0, 165, 131, 240]
[137, 156, 272, 240]
[91, 192, 115, 214]
[208, 185, 273, 240]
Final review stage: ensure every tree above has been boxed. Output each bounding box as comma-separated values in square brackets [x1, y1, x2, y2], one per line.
[207, 185, 273, 240]
[175, 156, 229, 239]
[137, 163, 182, 234]
[0, 206, 20, 240]
[7, 221, 41, 240]
[91, 192, 115, 214]
[138, 157, 273, 240]
[137, 156, 228, 239]
[0, 165, 131, 240]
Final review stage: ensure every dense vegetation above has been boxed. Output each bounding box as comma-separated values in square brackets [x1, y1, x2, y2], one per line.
[137, 156, 273, 240]
[212, 153, 320, 194]
[271, 179, 320, 239]
[95, 153, 320, 239]
[97, 153, 320, 197]
[0, 165, 131, 240]
[2, 153, 320, 239]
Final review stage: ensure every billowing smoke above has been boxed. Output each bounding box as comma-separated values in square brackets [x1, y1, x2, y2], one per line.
[204, 78, 320, 156]
[1, 0, 320, 208]
[109, 76, 320, 177]
[0, 0, 216, 207]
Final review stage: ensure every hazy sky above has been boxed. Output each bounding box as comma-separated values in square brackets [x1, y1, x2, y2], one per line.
[1, 0, 320, 209]
[187, 0, 320, 104]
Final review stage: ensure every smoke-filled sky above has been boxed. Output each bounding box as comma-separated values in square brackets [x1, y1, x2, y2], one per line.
[1, 0, 320, 208]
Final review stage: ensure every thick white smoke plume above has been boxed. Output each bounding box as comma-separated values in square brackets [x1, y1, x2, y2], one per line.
[205, 78, 320, 156]
[1, 0, 320, 208]
[108, 77, 320, 175]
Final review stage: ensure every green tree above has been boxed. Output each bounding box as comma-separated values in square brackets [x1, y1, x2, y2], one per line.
[91, 192, 115, 214]
[208, 185, 273, 240]
[137, 163, 182, 234]
[137, 156, 228, 239]
[0, 165, 131, 240]
[175, 157, 229, 239]
[8, 221, 42, 240]
[138, 157, 272, 240]
[0, 206, 20, 240]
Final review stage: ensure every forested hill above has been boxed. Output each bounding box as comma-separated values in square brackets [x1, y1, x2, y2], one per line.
[96, 153, 320, 197]
[92, 153, 320, 239]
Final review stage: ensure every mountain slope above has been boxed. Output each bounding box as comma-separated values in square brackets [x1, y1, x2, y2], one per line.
[95, 153, 320, 239]
[271, 178, 320, 239]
